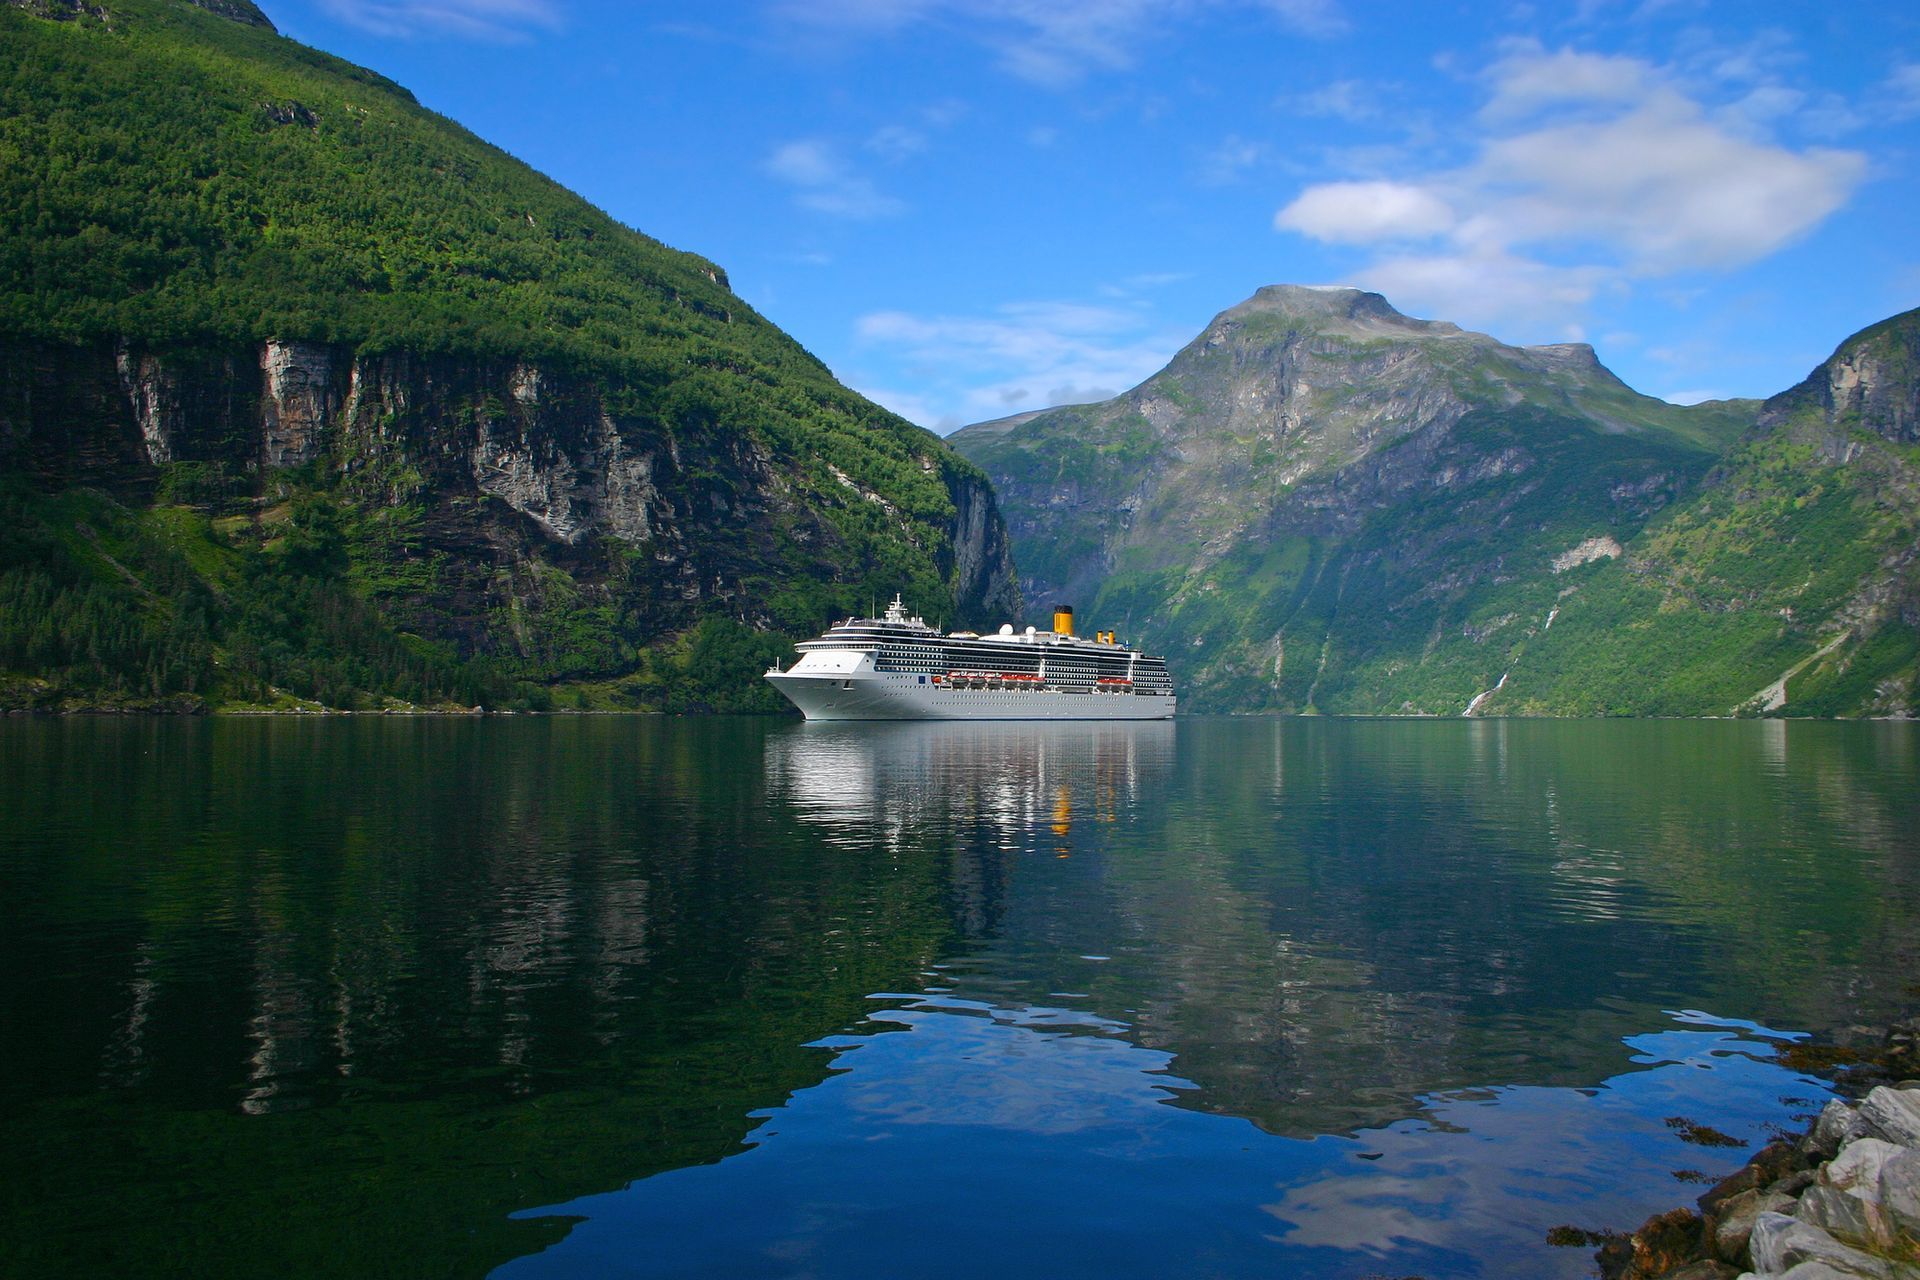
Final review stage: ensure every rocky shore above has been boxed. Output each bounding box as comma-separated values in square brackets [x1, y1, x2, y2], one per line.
[1596, 1022, 1920, 1279]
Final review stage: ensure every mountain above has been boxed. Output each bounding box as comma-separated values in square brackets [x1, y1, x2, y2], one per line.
[0, 0, 1017, 712]
[1485, 309, 1920, 717]
[950, 283, 1896, 715]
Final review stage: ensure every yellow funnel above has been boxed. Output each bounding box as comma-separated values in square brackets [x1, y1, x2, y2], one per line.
[1052, 605, 1074, 636]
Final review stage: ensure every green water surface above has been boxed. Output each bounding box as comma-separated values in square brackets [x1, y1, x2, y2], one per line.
[1, 717, 1915, 1277]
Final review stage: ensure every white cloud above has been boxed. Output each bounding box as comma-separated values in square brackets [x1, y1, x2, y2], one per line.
[769, 0, 1346, 88]
[1661, 388, 1728, 405]
[852, 299, 1186, 429]
[1480, 43, 1654, 120]
[318, 0, 561, 39]
[765, 140, 906, 219]
[1275, 181, 1456, 243]
[1473, 95, 1863, 271]
[1352, 249, 1610, 332]
[1271, 44, 1867, 332]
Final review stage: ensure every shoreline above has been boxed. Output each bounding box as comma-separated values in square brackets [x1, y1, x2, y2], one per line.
[1588, 1019, 1920, 1279]
[3, 702, 1917, 720]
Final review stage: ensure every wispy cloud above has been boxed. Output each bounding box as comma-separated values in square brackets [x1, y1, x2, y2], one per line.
[317, 0, 561, 40]
[865, 124, 929, 162]
[1197, 134, 1269, 185]
[1272, 41, 1867, 333]
[768, 0, 1346, 89]
[1884, 61, 1920, 121]
[852, 299, 1187, 430]
[766, 139, 906, 219]
[1290, 78, 1386, 123]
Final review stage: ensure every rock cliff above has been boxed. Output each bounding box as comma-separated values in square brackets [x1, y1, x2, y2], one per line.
[2, 333, 1018, 700]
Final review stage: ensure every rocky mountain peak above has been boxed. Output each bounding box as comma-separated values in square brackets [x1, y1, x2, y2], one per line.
[1762, 308, 1920, 445]
[185, 0, 274, 28]
[7, 0, 276, 26]
[1525, 342, 1603, 370]
[1216, 284, 1465, 343]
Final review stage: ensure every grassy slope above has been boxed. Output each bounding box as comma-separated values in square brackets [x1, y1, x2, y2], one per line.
[1104, 405, 1745, 714]
[0, 0, 994, 711]
[1495, 319, 1920, 718]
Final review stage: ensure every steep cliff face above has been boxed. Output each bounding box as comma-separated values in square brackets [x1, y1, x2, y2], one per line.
[953, 285, 1749, 712]
[1760, 310, 1920, 447]
[0, 0, 1016, 710]
[1, 333, 1018, 697]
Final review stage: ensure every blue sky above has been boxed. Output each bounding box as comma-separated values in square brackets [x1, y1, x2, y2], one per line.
[265, 0, 1920, 432]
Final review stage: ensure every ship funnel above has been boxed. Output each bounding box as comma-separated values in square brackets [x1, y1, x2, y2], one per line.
[1052, 605, 1074, 636]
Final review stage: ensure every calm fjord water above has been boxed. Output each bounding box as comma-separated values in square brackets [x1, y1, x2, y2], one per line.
[2, 717, 1916, 1278]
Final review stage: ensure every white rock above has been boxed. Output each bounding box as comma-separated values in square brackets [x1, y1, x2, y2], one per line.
[1777, 1264, 1901, 1280]
[1826, 1139, 1904, 1198]
[1810, 1101, 1873, 1159]
[1877, 1146, 1920, 1243]
[1723, 1188, 1801, 1262]
[1862, 1087, 1920, 1147]
[1749, 1212, 1898, 1278]
[1798, 1185, 1875, 1246]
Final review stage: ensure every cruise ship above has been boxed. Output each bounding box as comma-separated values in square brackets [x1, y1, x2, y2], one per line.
[765, 596, 1176, 721]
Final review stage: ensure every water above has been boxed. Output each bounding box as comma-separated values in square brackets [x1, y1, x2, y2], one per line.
[2, 717, 1916, 1278]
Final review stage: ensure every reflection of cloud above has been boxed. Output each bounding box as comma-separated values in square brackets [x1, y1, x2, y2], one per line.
[818, 999, 1177, 1136]
[1265, 1171, 1463, 1253]
[1265, 1023, 1806, 1263]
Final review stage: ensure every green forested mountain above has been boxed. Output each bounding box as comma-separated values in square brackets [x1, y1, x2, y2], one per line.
[952, 285, 1917, 716]
[1492, 309, 1920, 717]
[0, 0, 1017, 712]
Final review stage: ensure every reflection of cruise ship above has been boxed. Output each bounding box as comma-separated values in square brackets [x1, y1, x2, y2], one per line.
[765, 596, 1176, 721]
[765, 720, 1175, 852]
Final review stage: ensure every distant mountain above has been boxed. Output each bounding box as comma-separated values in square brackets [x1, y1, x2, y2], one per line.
[0, 0, 1017, 711]
[949, 284, 1910, 715]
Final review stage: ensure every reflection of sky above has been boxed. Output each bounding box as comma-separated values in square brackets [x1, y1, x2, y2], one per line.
[502, 1007, 1824, 1280]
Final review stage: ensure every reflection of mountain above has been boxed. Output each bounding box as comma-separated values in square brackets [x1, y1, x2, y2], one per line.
[5, 717, 1916, 1278]
[916, 719, 1920, 1140]
[0, 718, 957, 1279]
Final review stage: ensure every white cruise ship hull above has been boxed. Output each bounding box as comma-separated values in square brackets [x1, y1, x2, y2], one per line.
[766, 669, 1174, 721]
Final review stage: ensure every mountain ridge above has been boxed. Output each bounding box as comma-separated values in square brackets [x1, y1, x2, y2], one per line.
[949, 284, 1915, 717]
